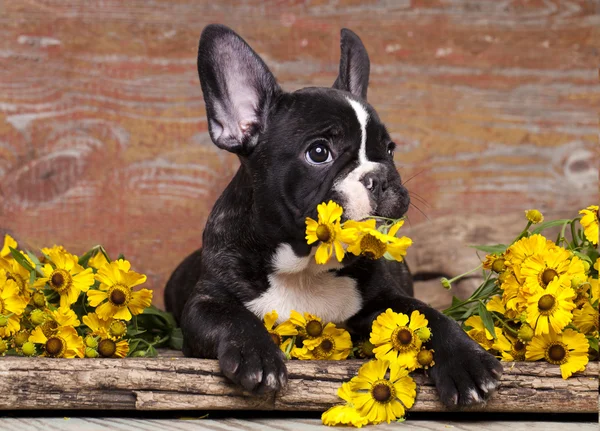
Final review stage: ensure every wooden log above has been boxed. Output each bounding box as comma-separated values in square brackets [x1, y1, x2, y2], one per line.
[0, 354, 597, 413]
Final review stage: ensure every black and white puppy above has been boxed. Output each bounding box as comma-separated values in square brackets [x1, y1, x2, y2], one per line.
[165, 24, 502, 408]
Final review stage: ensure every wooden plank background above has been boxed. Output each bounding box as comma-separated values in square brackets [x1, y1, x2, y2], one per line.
[0, 0, 598, 308]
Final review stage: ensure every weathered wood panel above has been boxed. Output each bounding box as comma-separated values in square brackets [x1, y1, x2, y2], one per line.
[0, 355, 597, 413]
[0, 1, 598, 307]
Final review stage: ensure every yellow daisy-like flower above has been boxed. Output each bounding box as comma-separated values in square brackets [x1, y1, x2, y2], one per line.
[500, 267, 528, 315]
[0, 277, 28, 338]
[464, 315, 502, 351]
[0, 257, 34, 300]
[289, 310, 325, 340]
[370, 309, 429, 371]
[322, 382, 370, 428]
[29, 325, 84, 358]
[526, 278, 575, 335]
[492, 330, 527, 361]
[87, 259, 151, 321]
[305, 201, 356, 264]
[483, 254, 507, 273]
[579, 205, 599, 245]
[0, 234, 17, 260]
[572, 302, 598, 335]
[38, 249, 94, 308]
[346, 220, 412, 262]
[526, 328, 589, 379]
[348, 359, 416, 424]
[525, 209, 544, 224]
[293, 322, 352, 360]
[520, 247, 585, 295]
[36, 307, 81, 338]
[505, 234, 554, 268]
[262, 310, 298, 354]
[82, 312, 129, 358]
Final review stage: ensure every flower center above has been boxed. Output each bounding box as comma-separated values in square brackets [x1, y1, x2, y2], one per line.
[32, 291, 47, 308]
[313, 336, 336, 359]
[109, 321, 127, 338]
[98, 339, 117, 357]
[49, 269, 72, 294]
[359, 234, 386, 260]
[316, 224, 333, 243]
[305, 320, 323, 338]
[391, 326, 415, 352]
[537, 294, 556, 313]
[45, 336, 66, 357]
[269, 331, 282, 346]
[41, 320, 59, 337]
[108, 284, 131, 307]
[545, 342, 569, 365]
[491, 258, 506, 273]
[540, 268, 558, 287]
[371, 380, 395, 404]
[417, 349, 435, 367]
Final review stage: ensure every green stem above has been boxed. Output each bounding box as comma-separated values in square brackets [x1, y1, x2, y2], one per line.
[570, 221, 579, 249]
[513, 221, 532, 243]
[447, 264, 483, 285]
[556, 220, 569, 246]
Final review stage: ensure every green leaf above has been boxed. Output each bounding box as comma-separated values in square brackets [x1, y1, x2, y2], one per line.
[146, 344, 158, 357]
[587, 335, 598, 352]
[572, 251, 592, 264]
[469, 244, 507, 254]
[478, 302, 497, 340]
[531, 219, 571, 234]
[126, 339, 141, 357]
[29, 270, 37, 286]
[451, 296, 462, 307]
[474, 279, 500, 300]
[127, 328, 147, 337]
[25, 250, 42, 268]
[9, 247, 35, 272]
[169, 327, 184, 350]
[142, 305, 177, 328]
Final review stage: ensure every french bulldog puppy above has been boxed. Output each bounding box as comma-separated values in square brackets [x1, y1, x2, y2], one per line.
[164, 24, 502, 408]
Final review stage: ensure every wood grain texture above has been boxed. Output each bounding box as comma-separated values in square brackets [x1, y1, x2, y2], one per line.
[1, 418, 598, 431]
[0, 1, 598, 307]
[0, 354, 597, 413]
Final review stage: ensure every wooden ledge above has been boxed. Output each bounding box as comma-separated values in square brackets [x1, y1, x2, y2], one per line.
[1, 354, 597, 413]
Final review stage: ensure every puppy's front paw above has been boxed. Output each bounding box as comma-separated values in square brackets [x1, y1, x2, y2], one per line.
[218, 339, 288, 394]
[429, 339, 503, 409]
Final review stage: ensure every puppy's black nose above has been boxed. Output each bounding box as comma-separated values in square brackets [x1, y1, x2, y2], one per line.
[361, 171, 388, 199]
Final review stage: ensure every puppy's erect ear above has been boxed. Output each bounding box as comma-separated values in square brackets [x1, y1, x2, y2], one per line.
[197, 25, 281, 154]
[332, 29, 370, 100]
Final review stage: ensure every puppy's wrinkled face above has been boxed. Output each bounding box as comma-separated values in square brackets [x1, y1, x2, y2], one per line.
[250, 87, 410, 235]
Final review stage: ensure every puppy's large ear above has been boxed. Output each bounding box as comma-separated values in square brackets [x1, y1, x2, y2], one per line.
[332, 29, 370, 100]
[197, 25, 281, 154]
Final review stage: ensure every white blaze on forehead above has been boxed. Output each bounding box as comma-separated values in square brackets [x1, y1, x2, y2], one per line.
[346, 97, 369, 163]
[333, 97, 380, 221]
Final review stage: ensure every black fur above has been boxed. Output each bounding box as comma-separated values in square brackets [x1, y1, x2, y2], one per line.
[165, 24, 502, 407]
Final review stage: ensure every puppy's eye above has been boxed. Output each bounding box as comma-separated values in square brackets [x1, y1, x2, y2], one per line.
[387, 142, 396, 157]
[305, 141, 333, 165]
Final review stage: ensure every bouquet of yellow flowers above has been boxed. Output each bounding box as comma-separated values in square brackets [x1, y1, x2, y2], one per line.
[443, 206, 598, 380]
[0, 237, 181, 358]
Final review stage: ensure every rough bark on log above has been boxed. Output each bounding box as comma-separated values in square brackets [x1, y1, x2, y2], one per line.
[0, 355, 597, 413]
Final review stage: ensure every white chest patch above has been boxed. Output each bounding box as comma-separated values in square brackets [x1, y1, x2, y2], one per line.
[245, 244, 363, 324]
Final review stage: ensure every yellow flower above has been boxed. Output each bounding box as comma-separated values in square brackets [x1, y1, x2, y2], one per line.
[526, 278, 575, 335]
[464, 315, 502, 350]
[29, 325, 84, 358]
[415, 347, 435, 370]
[520, 247, 585, 294]
[505, 234, 553, 267]
[289, 310, 325, 340]
[262, 310, 297, 354]
[525, 209, 544, 224]
[38, 249, 94, 308]
[82, 312, 129, 358]
[305, 201, 355, 264]
[87, 259, 151, 321]
[500, 267, 528, 315]
[572, 302, 598, 335]
[526, 328, 589, 379]
[579, 205, 599, 245]
[370, 309, 429, 371]
[483, 254, 507, 273]
[0, 234, 17, 260]
[348, 359, 416, 424]
[492, 330, 527, 361]
[36, 307, 81, 338]
[293, 322, 352, 360]
[346, 220, 412, 262]
[0, 277, 28, 338]
[0, 257, 34, 300]
[83, 312, 112, 338]
[322, 382, 370, 428]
